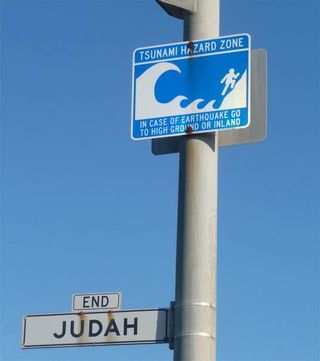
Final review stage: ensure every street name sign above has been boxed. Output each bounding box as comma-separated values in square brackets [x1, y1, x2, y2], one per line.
[131, 33, 251, 140]
[72, 292, 121, 312]
[22, 308, 169, 348]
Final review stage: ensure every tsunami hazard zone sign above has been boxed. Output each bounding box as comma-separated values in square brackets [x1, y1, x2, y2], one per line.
[131, 33, 251, 140]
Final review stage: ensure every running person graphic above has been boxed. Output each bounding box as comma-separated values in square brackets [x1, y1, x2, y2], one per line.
[220, 68, 240, 96]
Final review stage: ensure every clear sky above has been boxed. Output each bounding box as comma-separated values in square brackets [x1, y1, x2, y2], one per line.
[1, 1, 319, 361]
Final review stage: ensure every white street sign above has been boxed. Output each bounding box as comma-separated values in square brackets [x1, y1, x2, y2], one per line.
[22, 309, 169, 348]
[72, 292, 121, 312]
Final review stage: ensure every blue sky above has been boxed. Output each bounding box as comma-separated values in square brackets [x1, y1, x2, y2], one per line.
[1, 1, 319, 361]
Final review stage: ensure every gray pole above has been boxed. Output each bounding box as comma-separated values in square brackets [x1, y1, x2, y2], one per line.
[174, 1, 220, 361]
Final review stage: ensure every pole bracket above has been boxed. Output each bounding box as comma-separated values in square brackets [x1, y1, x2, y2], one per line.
[168, 301, 175, 350]
[156, 0, 197, 19]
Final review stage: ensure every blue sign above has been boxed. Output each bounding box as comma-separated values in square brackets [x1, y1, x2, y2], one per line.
[131, 34, 251, 140]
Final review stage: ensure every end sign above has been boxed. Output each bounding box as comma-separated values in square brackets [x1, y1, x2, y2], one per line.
[131, 34, 251, 140]
[72, 292, 121, 312]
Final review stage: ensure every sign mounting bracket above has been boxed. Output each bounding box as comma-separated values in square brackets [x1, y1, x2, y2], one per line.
[156, 0, 196, 19]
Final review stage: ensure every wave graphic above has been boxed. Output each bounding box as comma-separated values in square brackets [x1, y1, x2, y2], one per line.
[135, 62, 246, 120]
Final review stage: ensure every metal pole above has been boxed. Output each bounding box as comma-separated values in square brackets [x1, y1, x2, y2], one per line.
[174, 1, 220, 360]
